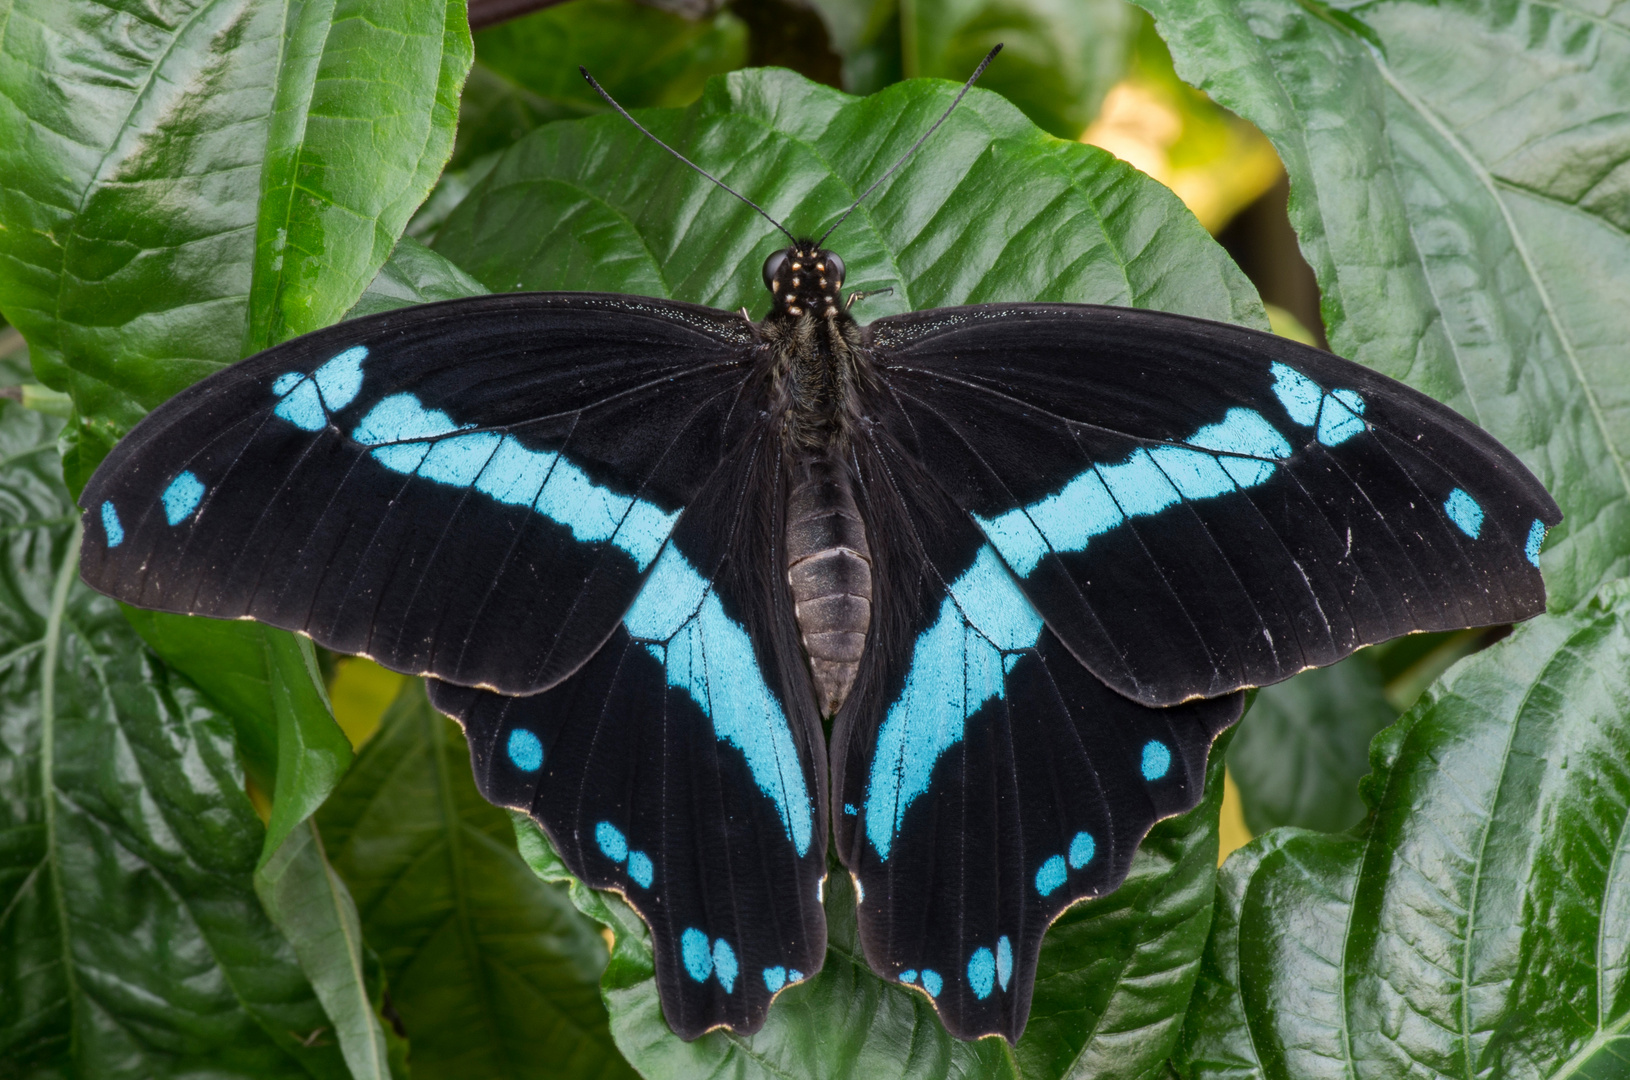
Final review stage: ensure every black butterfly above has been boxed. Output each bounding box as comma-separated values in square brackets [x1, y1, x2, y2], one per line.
[75, 52, 1558, 1043]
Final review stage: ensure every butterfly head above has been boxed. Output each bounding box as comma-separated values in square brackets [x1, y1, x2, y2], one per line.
[763, 242, 846, 320]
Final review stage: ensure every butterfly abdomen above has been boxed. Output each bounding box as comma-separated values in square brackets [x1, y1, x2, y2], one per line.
[786, 454, 872, 716]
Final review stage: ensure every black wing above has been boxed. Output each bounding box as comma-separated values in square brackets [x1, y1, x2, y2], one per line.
[79, 293, 759, 694]
[867, 304, 1559, 706]
[431, 425, 829, 1038]
[832, 432, 1240, 1042]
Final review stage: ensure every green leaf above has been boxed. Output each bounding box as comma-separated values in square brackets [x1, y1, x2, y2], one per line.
[0, 400, 350, 1078]
[507, 732, 1234, 1079]
[248, 0, 473, 351]
[316, 681, 634, 1080]
[433, 68, 1266, 330]
[119, 609, 354, 862]
[904, 0, 1139, 138]
[0, 0, 471, 486]
[1141, 0, 1630, 612]
[256, 819, 393, 1080]
[347, 235, 488, 320]
[1226, 651, 1397, 834]
[454, 0, 747, 165]
[1176, 581, 1630, 1080]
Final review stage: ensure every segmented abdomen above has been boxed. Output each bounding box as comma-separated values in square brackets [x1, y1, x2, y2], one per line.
[786, 456, 872, 716]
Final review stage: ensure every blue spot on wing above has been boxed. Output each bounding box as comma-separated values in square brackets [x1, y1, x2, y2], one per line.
[162, 472, 205, 525]
[595, 822, 628, 862]
[1272, 361, 1367, 446]
[1142, 740, 1172, 781]
[1271, 362, 1323, 425]
[682, 929, 712, 982]
[864, 547, 1044, 860]
[506, 729, 542, 772]
[967, 948, 995, 999]
[1444, 488, 1484, 538]
[900, 969, 918, 984]
[1068, 831, 1095, 869]
[920, 970, 943, 997]
[623, 546, 814, 856]
[1526, 519, 1546, 567]
[273, 346, 369, 430]
[973, 407, 1293, 577]
[626, 851, 654, 889]
[1318, 388, 1366, 446]
[712, 939, 738, 993]
[100, 501, 124, 547]
[1035, 855, 1067, 897]
[763, 966, 787, 992]
[996, 936, 1012, 991]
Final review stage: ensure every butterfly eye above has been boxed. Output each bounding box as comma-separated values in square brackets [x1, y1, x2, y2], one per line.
[763, 249, 790, 292]
[824, 252, 845, 287]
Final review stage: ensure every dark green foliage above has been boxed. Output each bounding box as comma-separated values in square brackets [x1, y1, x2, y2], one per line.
[0, 0, 1624, 1076]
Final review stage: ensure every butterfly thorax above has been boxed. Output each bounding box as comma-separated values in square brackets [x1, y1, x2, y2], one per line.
[760, 241, 874, 716]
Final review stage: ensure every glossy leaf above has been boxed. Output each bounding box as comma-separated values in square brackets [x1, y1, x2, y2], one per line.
[1142, 0, 1630, 612]
[0, 0, 472, 487]
[316, 682, 634, 1080]
[0, 401, 349, 1078]
[433, 68, 1267, 329]
[1227, 652, 1396, 834]
[454, 0, 747, 167]
[256, 819, 393, 1080]
[118, 610, 353, 855]
[1177, 581, 1630, 1080]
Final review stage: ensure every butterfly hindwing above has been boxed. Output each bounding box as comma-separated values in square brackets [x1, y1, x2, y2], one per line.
[431, 423, 829, 1038]
[832, 433, 1241, 1040]
[79, 293, 759, 694]
[868, 304, 1560, 706]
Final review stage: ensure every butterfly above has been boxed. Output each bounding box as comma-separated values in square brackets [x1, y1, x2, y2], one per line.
[74, 49, 1559, 1043]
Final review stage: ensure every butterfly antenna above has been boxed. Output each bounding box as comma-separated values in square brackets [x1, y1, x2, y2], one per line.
[582, 68, 797, 245]
[815, 43, 1002, 249]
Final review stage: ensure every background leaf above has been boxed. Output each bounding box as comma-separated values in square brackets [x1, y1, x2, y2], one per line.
[1226, 651, 1395, 835]
[433, 68, 1266, 327]
[0, 0, 471, 486]
[0, 400, 350, 1079]
[454, 0, 747, 166]
[316, 682, 633, 1080]
[1176, 581, 1630, 1080]
[1141, 0, 1630, 612]
[903, 0, 1138, 138]
[256, 818, 394, 1080]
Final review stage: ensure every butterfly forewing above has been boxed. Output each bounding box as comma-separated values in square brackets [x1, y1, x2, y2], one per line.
[432, 425, 829, 1038]
[868, 304, 1559, 707]
[79, 293, 758, 695]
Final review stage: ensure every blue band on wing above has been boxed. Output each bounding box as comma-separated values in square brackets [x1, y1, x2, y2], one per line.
[268, 351, 679, 572]
[623, 545, 814, 856]
[863, 546, 1043, 860]
[973, 407, 1294, 577]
